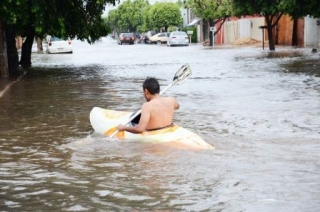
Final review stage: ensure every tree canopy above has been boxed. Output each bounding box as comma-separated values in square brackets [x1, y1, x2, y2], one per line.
[106, 1, 182, 33]
[0, 0, 116, 78]
[146, 2, 182, 32]
[186, 0, 233, 20]
[185, 0, 233, 36]
[106, 0, 150, 33]
[1, 0, 116, 42]
[231, 0, 320, 50]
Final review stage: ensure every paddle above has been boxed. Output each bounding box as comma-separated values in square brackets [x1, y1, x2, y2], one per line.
[110, 64, 192, 138]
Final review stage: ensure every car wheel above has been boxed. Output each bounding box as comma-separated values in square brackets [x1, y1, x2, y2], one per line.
[157, 40, 161, 45]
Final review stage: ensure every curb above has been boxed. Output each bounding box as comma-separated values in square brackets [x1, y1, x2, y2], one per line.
[0, 71, 27, 98]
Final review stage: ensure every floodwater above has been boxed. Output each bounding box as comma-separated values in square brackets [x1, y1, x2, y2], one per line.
[0, 38, 320, 211]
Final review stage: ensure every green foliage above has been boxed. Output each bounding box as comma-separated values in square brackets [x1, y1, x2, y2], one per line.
[282, 0, 320, 19]
[106, 1, 182, 33]
[185, 0, 233, 20]
[106, 0, 150, 33]
[232, 0, 320, 19]
[0, 0, 116, 43]
[182, 26, 197, 43]
[146, 2, 182, 31]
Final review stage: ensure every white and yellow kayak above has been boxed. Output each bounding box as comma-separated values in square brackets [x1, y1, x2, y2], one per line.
[90, 107, 214, 150]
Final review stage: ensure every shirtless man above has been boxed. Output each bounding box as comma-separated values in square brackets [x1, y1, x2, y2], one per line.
[116, 77, 179, 133]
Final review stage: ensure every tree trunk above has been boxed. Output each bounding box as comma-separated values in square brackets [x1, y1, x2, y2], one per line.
[5, 24, 20, 77]
[0, 19, 9, 79]
[209, 19, 214, 46]
[265, 15, 275, 51]
[292, 19, 298, 47]
[36, 37, 43, 52]
[19, 27, 35, 69]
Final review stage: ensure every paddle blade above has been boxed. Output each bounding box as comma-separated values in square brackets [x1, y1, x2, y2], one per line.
[106, 127, 125, 139]
[173, 64, 192, 85]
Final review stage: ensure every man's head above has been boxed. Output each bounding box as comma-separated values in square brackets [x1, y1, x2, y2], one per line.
[143, 77, 160, 101]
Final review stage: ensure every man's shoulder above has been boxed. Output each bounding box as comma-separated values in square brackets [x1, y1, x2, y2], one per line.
[163, 96, 176, 101]
[142, 101, 152, 109]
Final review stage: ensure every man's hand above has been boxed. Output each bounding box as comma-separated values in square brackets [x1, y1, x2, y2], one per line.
[117, 125, 126, 132]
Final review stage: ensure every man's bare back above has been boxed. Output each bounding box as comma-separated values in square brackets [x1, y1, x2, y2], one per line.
[116, 77, 179, 134]
[141, 96, 179, 130]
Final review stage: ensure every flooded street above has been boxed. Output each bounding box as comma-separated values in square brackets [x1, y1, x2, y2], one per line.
[1, 37, 320, 211]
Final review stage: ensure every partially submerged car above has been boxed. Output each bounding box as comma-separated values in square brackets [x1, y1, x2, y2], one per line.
[167, 31, 189, 47]
[46, 36, 72, 54]
[117, 33, 135, 45]
[149, 32, 169, 45]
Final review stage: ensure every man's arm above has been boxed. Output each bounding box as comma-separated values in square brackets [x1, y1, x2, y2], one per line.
[173, 97, 179, 109]
[117, 103, 150, 134]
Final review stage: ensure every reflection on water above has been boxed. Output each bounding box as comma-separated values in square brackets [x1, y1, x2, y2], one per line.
[0, 39, 320, 211]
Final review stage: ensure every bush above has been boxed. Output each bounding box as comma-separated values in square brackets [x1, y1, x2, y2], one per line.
[182, 26, 197, 43]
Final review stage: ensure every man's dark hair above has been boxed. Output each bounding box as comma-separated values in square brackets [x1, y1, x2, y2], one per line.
[143, 77, 160, 94]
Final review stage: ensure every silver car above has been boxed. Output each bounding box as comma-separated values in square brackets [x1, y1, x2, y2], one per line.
[167, 31, 189, 47]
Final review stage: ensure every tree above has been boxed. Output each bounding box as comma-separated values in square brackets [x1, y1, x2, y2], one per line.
[0, 0, 116, 79]
[106, 9, 122, 35]
[0, 20, 9, 79]
[147, 2, 182, 32]
[232, 0, 320, 51]
[283, 0, 320, 19]
[232, 0, 288, 51]
[185, 0, 233, 42]
[106, 0, 150, 33]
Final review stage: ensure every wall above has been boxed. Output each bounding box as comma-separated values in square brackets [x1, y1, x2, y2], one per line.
[223, 21, 238, 44]
[277, 15, 293, 46]
[221, 17, 264, 45]
[304, 16, 320, 47]
[250, 18, 265, 41]
[276, 15, 304, 47]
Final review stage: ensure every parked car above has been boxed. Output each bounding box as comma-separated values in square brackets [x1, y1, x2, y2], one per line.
[46, 36, 72, 54]
[149, 32, 169, 44]
[117, 33, 135, 45]
[167, 31, 189, 47]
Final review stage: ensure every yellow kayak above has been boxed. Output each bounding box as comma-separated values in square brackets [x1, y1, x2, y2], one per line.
[90, 107, 214, 150]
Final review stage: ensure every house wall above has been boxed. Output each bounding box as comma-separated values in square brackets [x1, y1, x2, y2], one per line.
[304, 16, 320, 47]
[220, 17, 264, 45]
[215, 21, 224, 44]
[239, 19, 251, 38]
[250, 18, 265, 41]
[200, 15, 318, 47]
[223, 21, 238, 44]
[276, 15, 304, 47]
[277, 15, 293, 46]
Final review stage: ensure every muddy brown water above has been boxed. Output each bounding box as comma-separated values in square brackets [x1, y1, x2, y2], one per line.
[0, 38, 320, 211]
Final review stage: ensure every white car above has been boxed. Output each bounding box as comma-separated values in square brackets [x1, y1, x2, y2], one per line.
[46, 36, 73, 54]
[167, 31, 189, 47]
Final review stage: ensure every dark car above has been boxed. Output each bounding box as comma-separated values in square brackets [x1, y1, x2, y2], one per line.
[117, 33, 135, 45]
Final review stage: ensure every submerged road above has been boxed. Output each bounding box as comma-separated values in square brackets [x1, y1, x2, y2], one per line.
[0, 37, 319, 211]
